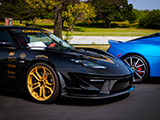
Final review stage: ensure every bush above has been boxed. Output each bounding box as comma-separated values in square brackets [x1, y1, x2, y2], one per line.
[139, 10, 160, 29]
[13, 20, 26, 26]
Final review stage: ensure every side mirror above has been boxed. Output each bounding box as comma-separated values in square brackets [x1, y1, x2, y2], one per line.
[64, 40, 69, 43]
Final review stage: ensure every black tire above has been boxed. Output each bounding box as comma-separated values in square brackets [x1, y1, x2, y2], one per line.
[121, 54, 149, 83]
[26, 62, 60, 103]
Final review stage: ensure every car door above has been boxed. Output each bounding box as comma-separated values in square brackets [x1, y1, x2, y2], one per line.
[0, 30, 18, 88]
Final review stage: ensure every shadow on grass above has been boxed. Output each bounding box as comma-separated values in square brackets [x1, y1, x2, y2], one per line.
[35, 22, 138, 32]
[75, 22, 107, 28]
[75, 22, 131, 29]
[62, 27, 85, 32]
[36, 24, 54, 29]
[73, 27, 85, 32]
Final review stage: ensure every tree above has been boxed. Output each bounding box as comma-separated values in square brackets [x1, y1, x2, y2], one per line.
[120, 3, 136, 23]
[62, 2, 95, 31]
[0, 0, 29, 22]
[25, 0, 79, 38]
[25, 0, 61, 37]
[54, 0, 80, 38]
[88, 0, 135, 27]
[139, 10, 160, 29]
[133, 9, 149, 23]
[24, 0, 50, 27]
[54, 0, 62, 38]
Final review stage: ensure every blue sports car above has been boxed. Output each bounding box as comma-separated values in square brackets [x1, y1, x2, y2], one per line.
[107, 33, 160, 83]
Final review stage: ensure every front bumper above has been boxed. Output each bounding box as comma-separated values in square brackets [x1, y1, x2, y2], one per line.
[62, 85, 135, 99]
[60, 73, 135, 99]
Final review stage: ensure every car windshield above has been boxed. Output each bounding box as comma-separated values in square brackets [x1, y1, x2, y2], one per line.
[18, 30, 74, 50]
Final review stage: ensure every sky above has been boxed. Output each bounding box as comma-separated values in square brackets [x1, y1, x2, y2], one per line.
[128, 0, 160, 10]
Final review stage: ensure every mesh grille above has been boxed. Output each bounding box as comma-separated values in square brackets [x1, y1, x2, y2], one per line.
[110, 78, 132, 93]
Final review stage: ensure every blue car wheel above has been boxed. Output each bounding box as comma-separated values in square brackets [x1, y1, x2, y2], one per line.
[121, 54, 149, 83]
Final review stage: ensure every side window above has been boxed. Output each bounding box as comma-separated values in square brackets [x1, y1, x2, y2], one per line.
[13, 32, 28, 48]
[0, 30, 11, 43]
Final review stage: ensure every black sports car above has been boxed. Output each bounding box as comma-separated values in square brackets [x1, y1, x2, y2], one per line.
[0, 26, 134, 103]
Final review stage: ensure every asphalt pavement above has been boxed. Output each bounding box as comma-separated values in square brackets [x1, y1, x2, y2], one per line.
[0, 78, 160, 120]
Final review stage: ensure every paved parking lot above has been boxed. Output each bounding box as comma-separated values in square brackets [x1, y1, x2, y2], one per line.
[0, 78, 160, 120]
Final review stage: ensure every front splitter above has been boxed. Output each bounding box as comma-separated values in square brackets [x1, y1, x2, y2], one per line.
[61, 85, 135, 99]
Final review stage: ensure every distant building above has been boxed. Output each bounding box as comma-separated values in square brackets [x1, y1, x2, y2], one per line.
[5, 18, 13, 26]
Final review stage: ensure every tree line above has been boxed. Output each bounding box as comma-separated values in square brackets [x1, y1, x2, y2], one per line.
[0, 0, 159, 38]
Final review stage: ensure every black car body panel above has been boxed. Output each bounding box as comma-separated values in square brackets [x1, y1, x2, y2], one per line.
[0, 26, 134, 101]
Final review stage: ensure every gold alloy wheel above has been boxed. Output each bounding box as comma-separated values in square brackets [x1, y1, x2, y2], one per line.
[27, 65, 56, 101]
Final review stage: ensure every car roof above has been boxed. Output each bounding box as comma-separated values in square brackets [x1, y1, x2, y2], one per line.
[0, 26, 43, 31]
[129, 32, 160, 42]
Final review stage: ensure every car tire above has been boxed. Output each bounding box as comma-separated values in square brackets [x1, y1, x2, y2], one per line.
[26, 62, 60, 103]
[121, 54, 149, 83]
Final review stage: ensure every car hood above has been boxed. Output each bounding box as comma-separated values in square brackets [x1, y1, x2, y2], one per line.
[61, 48, 133, 75]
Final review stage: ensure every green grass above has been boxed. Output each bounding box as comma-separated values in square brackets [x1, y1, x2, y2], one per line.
[1, 19, 160, 36]
[33, 19, 160, 37]
[35, 20, 160, 37]
[73, 44, 110, 51]
[64, 27, 160, 36]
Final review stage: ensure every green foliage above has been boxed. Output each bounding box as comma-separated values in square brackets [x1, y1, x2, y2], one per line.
[25, 0, 46, 9]
[0, 0, 29, 22]
[139, 10, 160, 29]
[90, 0, 136, 27]
[133, 9, 149, 22]
[13, 21, 26, 26]
[42, 11, 54, 20]
[62, 2, 95, 31]
[111, 21, 138, 28]
[1, 0, 159, 31]
[24, 0, 57, 26]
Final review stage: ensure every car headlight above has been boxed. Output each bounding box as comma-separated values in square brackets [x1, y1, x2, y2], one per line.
[71, 59, 106, 69]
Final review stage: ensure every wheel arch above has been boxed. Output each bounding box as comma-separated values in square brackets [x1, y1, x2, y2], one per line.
[120, 52, 150, 77]
[22, 59, 61, 91]
[121, 52, 147, 62]
[24, 60, 62, 103]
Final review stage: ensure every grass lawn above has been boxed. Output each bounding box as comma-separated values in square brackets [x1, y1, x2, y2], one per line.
[34, 19, 160, 37]
[39, 25, 160, 37]
[1, 20, 160, 37]
[73, 44, 110, 51]
[68, 27, 160, 36]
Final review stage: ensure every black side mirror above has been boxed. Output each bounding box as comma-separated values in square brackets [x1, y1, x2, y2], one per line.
[64, 40, 69, 43]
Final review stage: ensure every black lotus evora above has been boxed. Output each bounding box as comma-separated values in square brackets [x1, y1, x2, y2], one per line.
[0, 26, 134, 103]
